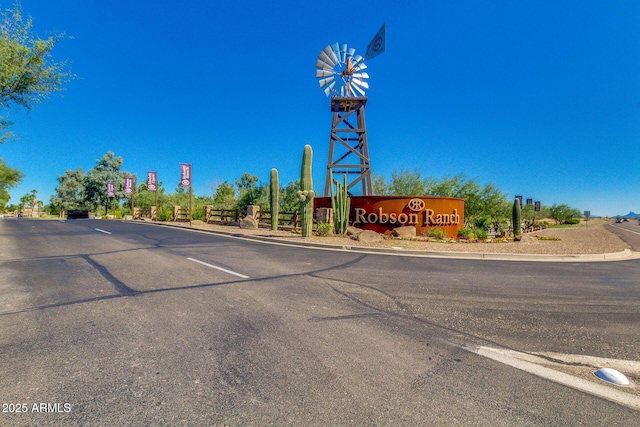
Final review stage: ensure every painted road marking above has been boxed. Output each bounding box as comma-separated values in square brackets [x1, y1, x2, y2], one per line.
[610, 224, 640, 236]
[94, 228, 112, 234]
[187, 257, 249, 279]
[458, 344, 640, 411]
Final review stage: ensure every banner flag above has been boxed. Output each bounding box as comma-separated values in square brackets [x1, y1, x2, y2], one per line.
[107, 182, 115, 198]
[147, 172, 157, 192]
[180, 163, 192, 188]
[124, 177, 134, 195]
[365, 23, 386, 60]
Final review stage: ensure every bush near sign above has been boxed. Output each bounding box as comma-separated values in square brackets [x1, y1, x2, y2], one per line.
[315, 196, 464, 238]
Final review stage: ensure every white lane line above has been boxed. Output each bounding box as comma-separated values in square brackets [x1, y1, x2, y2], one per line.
[94, 228, 112, 234]
[187, 257, 249, 279]
[459, 344, 640, 411]
[610, 224, 640, 236]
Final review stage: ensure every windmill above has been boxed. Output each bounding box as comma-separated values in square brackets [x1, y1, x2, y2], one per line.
[316, 24, 385, 196]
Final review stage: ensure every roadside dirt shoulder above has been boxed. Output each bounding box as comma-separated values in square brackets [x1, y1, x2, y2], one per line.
[155, 218, 630, 255]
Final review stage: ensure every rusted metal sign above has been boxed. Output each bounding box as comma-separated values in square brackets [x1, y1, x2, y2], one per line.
[315, 196, 464, 238]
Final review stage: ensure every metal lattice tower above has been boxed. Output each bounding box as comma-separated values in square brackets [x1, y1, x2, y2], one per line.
[316, 41, 380, 196]
[324, 96, 372, 196]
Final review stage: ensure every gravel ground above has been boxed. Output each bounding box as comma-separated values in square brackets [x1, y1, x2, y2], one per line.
[150, 218, 630, 255]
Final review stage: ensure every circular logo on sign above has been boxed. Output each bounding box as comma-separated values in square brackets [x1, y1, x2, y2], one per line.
[373, 37, 382, 51]
[407, 198, 425, 212]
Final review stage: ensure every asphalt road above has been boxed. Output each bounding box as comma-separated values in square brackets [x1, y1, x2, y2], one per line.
[608, 219, 640, 252]
[0, 218, 639, 426]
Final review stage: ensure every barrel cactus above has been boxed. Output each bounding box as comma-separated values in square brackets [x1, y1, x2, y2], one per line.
[270, 168, 279, 231]
[296, 145, 315, 237]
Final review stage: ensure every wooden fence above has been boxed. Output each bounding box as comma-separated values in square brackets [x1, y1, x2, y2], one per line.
[204, 206, 301, 229]
[255, 210, 300, 229]
[134, 205, 304, 230]
[173, 206, 190, 222]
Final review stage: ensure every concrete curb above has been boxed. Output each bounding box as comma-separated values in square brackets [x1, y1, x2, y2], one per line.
[131, 220, 640, 263]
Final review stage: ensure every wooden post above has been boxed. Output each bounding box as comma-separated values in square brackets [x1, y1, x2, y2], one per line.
[131, 177, 136, 219]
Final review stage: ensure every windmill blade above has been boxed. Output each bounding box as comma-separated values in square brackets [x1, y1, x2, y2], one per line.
[327, 43, 340, 64]
[319, 76, 335, 88]
[350, 82, 366, 96]
[352, 77, 369, 89]
[346, 47, 356, 59]
[352, 72, 369, 79]
[354, 62, 368, 72]
[318, 50, 336, 67]
[351, 54, 365, 66]
[340, 44, 348, 63]
[316, 59, 333, 72]
[323, 81, 336, 96]
[316, 69, 334, 78]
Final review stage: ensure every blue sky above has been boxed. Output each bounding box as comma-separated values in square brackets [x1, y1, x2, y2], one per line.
[3, 0, 639, 217]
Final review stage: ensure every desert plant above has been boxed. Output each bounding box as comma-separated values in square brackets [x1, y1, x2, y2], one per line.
[457, 227, 475, 240]
[270, 168, 279, 230]
[427, 228, 446, 240]
[296, 145, 315, 238]
[512, 198, 522, 241]
[473, 228, 488, 240]
[158, 207, 172, 221]
[316, 222, 333, 237]
[330, 171, 350, 235]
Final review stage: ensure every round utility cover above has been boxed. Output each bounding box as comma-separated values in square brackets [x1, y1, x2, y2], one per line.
[594, 368, 630, 385]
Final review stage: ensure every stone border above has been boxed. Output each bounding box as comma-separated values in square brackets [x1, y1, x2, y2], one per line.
[130, 220, 640, 263]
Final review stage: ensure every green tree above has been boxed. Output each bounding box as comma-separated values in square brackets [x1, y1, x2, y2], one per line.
[1, 3, 72, 141]
[0, 157, 23, 209]
[235, 173, 261, 211]
[133, 181, 164, 212]
[50, 167, 86, 210]
[372, 170, 427, 195]
[549, 203, 581, 225]
[371, 174, 389, 195]
[280, 179, 301, 212]
[425, 174, 509, 228]
[19, 188, 38, 207]
[84, 151, 130, 213]
[213, 180, 236, 209]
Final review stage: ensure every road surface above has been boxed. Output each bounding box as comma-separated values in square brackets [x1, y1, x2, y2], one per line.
[0, 218, 638, 425]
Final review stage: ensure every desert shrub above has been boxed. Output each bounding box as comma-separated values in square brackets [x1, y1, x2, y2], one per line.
[192, 206, 206, 221]
[427, 228, 446, 240]
[473, 228, 488, 240]
[457, 227, 475, 240]
[158, 207, 172, 221]
[316, 222, 333, 237]
[474, 215, 492, 230]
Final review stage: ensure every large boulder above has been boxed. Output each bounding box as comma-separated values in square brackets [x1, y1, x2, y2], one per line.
[392, 226, 417, 238]
[346, 226, 363, 237]
[239, 215, 258, 229]
[354, 230, 383, 243]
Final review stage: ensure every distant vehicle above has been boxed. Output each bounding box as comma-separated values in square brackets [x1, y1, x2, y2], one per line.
[615, 218, 623, 223]
[623, 218, 629, 222]
[67, 210, 90, 219]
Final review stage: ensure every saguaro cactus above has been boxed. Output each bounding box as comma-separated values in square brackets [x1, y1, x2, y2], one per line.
[512, 198, 522, 241]
[296, 145, 315, 237]
[330, 171, 350, 235]
[270, 168, 279, 231]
